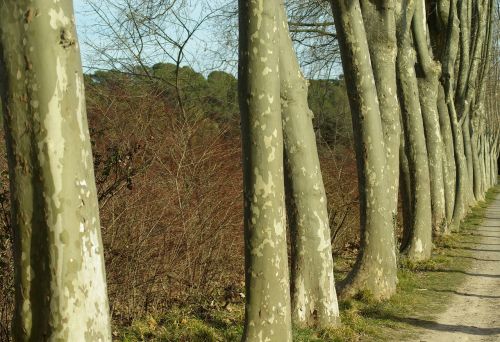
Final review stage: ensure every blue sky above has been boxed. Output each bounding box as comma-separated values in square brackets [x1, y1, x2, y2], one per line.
[72, 0, 232, 74]
[71, 0, 339, 78]
[73, 0, 101, 69]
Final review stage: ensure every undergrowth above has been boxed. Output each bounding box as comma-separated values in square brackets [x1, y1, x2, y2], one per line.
[115, 185, 500, 341]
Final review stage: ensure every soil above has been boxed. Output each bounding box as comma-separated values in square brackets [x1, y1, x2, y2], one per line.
[410, 196, 500, 341]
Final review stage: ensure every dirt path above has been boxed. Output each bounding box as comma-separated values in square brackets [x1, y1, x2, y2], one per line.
[410, 196, 500, 342]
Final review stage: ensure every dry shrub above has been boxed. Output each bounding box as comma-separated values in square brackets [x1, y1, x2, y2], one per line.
[86, 77, 244, 323]
[87, 75, 360, 322]
[318, 144, 360, 254]
[0, 73, 360, 334]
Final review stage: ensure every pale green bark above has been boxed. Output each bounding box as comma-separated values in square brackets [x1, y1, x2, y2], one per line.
[462, 117, 476, 203]
[438, 0, 469, 229]
[0, 1, 111, 340]
[400, 129, 413, 247]
[480, 135, 487, 194]
[277, 2, 339, 328]
[437, 84, 456, 228]
[470, 0, 493, 201]
[418, 72, 446, 234]
[397, 0, 433, 262]
[456, 0, 471, 107]
[414, 0, 447, 234]
[458, 0, 489, 120]
[330, 0, 398, 300]
[360, 0, 401, 239]
[457, 0, 489, 205]
[470, 106, 484, 201]
[239, 0, 292, 340]
[449, 108, 470, 230]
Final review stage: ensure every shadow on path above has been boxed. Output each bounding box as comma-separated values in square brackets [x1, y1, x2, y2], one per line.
[454, 246, 500, 253]
[428, 289, 500, 299]
[460, 235, 500, 239]
[462, 229, 500, 234]
[429, 269, 500, 278]
[390, 316, 500, 336]
[445, 254, 500, 262]
[458, 241, 500, 246]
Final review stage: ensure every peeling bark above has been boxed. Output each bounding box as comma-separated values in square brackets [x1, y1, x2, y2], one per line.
[414, 0, 447, 234]
[239, 0, 292, 340]
[0, 1, 111, 340]
[437, 84, 456, 227]
[397, 0, 433, 262]
[330, 0, 398, 300]
[277, 2, 340, 328]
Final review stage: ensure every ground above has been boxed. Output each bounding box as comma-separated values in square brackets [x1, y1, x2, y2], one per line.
[408, 194, 500, 342]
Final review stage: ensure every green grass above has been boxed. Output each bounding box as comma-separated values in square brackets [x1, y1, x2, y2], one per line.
[114, 185, 500, 342]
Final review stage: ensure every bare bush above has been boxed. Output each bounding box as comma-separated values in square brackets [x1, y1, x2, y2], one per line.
[85, 74, 244, 323]
[0, 71, 359, 334]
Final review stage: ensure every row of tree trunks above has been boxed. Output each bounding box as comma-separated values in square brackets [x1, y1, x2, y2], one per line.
[0, 0, 496, 338]
[278, 1, 340, 328]
[239, 0, 341, 338]
[330, 0, 398, 300]
[236, 0, 498, 334]
[397, 0, 433, 261]
[327, 0, 498, 299]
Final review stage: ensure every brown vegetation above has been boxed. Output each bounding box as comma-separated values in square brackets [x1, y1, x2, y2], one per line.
[0, 73, 359, 338]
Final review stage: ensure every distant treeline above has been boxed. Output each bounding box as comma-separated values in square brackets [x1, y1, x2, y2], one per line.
[86, 63, 352, 146]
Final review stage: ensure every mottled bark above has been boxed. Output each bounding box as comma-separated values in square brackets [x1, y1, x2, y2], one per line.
[400, 129, 413, 247]
[438, 0, 469, 229]
[397, 0, 433, 261]
[462, 117, 476, 202]
[277, 2, 339, 328]
[457, 0, 489, 121]
[330, 0, 398, 300]
[470, 0, 493, 201]
[470, 107, 484, 201]
[414, 0, 447, 234]
[480, 136, 486, 191]
[437, 84, 456, 227]
[455, 0, 471, 107]
[0, 1, 111, 340]
[239, 0, 292, 340]
[449, 103, 469, 230]
[456, 0, 490, 204]
[360, 0, 401, 246]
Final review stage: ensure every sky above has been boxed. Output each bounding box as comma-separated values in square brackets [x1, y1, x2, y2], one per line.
[71, 0, 340, 79]
[72, 0, 232, 75]
[73, 0, 97, 68]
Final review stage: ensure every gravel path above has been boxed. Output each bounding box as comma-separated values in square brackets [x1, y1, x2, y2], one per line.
[411, 196, 500, 342]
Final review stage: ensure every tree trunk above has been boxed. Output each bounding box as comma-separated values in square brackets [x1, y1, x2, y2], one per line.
[462, 117, 476, 203]
[437, 84, 456, 228]
[449, 103, 469, 230]
[359, 0, 401, 269]
[456, 0, 490, 205]
[455, 0, 471, 107]
[0, 1, 111, 340]
[400, 129, 413, 248]
[238, 0, 292, 340]
[418, 73, 446, 234]
[397, 0, 433, 262]
[330, 0, 398, 300]
[413, 0, 447, 234]
[470, 108, 484, 201]
[277, 1, 340, 328]
[437, 0, 469, 230]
